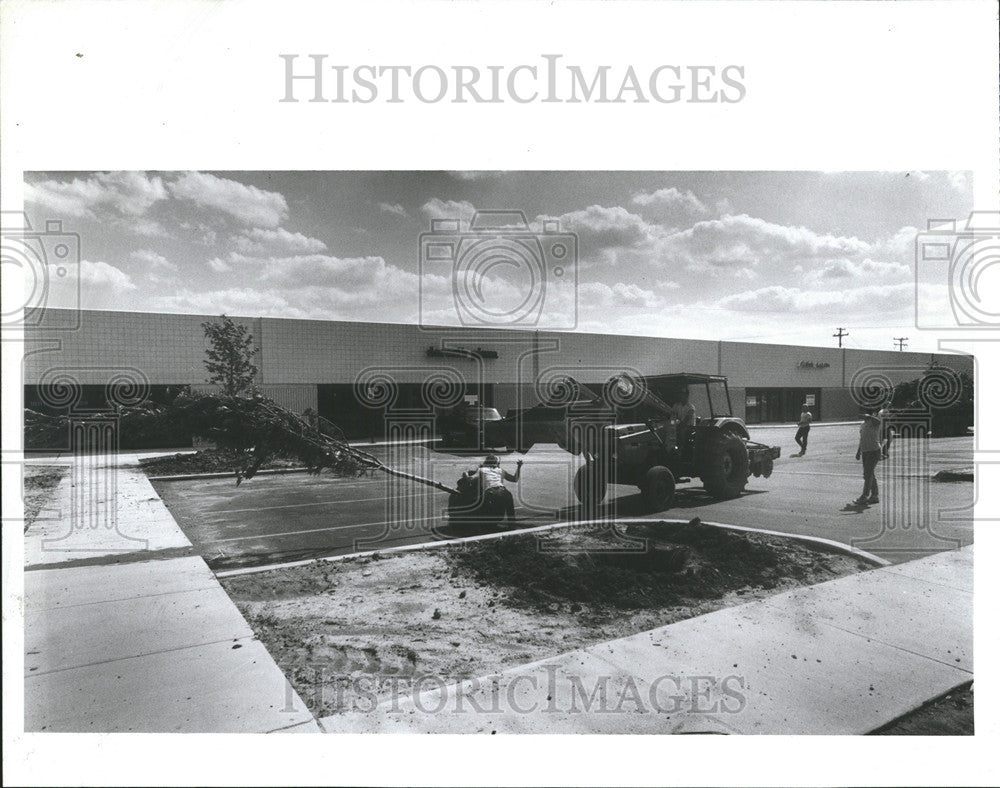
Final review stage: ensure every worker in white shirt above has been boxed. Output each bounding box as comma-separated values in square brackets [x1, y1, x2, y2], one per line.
[854, 411, 885, 505]
[795, 404, 813, 455]
[465, 454, 523, 523]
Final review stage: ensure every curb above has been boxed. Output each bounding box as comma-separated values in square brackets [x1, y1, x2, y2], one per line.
[214, 516, 888, 578]
[147, 466, 316, 482]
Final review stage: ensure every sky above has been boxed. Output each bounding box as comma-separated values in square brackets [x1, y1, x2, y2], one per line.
[22, 170, 973, 351]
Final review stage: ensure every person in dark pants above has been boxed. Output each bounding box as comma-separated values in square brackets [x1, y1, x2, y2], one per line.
[794, 404, 813, 456]
[878, 408, 894, 459]
[466, 454, 523, 523]
[854, 411, 884, 505]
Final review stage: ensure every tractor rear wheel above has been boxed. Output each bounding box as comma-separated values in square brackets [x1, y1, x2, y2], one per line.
[642, 465, 676, 512]
[574, 463, 608, 507]
[701, 433, 750, 499]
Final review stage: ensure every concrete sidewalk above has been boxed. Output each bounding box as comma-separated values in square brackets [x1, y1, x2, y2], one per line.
[23, 455, 319, 732]
[319, 546, 973, 734]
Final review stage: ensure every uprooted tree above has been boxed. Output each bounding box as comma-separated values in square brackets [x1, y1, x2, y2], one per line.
[24, 392, 458, 491]
[889, 365, 974, 437]
[24, 314, 457, 492]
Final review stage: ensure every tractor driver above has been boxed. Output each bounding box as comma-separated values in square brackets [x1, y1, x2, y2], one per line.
[670, 386, 697, 455]
[670, 386, 697, 430]
[464, 454, 523, 523]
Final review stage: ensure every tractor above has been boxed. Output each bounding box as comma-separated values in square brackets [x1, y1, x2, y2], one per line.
[508, 372, 780, 513]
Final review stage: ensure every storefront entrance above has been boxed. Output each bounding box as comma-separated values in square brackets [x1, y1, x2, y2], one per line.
[317, 381, 495, 440]
[745, 388, 821, 424]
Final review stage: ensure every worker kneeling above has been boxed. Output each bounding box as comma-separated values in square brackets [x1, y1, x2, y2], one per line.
[463, 454, 523, 525]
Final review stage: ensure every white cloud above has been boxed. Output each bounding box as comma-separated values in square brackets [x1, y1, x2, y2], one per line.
[378, 202, 409, 218]
[947, 171, 970, 192]
[544, 205, 659, 256]
[876, 226, 920, 261]
[578, 281, 669, 309]
[130, 249, 176, 270]
[233, 227, 327, 255]
[631, 187, 707, 215]
[660, 213, 873, 277]
[207, 257, 232, 273]
[25, 172, 167, 219]
[44, 260, 136, 311]
[420, 198, 478, 227]
[447, 171, 503, 182]
[803, 257, 911, 284]
[714, 282, 913, 315]
[168, 172, 288, 228]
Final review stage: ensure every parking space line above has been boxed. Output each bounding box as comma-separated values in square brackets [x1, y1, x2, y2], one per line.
[211, 490, 440, 516]
[201, 514, 443, 544]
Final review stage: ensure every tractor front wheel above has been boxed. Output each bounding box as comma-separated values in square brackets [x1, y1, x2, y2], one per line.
[642, 465, 676, 512]
[701, 433, 750, 499]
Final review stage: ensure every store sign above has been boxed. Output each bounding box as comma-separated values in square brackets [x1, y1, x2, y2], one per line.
[746, 395, 758, 407]
[797, 360, 830, 369]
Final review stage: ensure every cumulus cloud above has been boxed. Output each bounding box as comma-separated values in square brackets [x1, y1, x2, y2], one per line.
[714, 282, 912, 314]
[233, 227, 327, 255]
[207, 257, 232, 273]
[447, 171, 503, 182]
[378, 202, 409, 218]
[25, 171, 167, 219]
[660, 213, 873, 277]
[44, 260, 136, 310]
[803, 257, 911, 284]
[543, 205, 660, 256]
[578, 281, 669, 309]
[631, 187, 707, 215]
[168, 172, 288, 228]
[130, 249, 177, 270]
[420, 198, 478, 227]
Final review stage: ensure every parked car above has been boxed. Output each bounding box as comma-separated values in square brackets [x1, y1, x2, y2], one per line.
[439, 404, 506, 449]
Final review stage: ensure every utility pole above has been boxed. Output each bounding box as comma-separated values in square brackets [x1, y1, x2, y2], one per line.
[894, 337, 908, 351]
[833, 327, 849, 348]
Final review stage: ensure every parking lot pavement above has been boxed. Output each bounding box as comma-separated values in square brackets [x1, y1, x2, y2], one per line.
[153, 423, 974, 571]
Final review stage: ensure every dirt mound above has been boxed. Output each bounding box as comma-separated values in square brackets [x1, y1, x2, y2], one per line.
[444, 519, 818, 610]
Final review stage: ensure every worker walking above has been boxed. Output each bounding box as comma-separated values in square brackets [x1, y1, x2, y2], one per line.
[854, 411, 885, 505]
[794, 404, 813, 456]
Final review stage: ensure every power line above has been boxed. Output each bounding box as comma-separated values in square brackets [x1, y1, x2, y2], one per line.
[833, 327, 849, 348]
[894, 337, 909, 351]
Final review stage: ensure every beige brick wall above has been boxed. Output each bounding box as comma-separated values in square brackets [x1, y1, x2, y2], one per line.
[23, 310, 974, 409]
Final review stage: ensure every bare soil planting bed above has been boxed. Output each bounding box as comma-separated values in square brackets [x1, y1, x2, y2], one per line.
[221, 520, 873, 717]
[22, 465, 67, 530]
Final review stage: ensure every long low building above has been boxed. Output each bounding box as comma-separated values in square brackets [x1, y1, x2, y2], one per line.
[23, 309, 974, 441]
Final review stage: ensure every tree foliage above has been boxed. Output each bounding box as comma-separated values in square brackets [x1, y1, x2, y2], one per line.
[889, 366, 974, 437]
[25, 393, 458, 491]
[202, 315, 259, 397]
